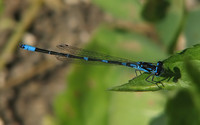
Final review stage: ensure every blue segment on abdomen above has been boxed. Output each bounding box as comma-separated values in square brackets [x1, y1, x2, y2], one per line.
[122, 62, 126, 66]
[65, 54, 69, 58]
[102, 60, 108, 63]
[23, 45, 36, 51]
[84, 57, 88, 61]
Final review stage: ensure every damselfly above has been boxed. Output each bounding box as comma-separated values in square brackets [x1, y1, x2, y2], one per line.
[19, 44, 164, 87]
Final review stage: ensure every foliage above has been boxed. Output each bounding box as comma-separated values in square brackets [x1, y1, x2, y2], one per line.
[164, 61, 200, 125]
[53, 0, 200, 125]
[184, 7, 200, 47]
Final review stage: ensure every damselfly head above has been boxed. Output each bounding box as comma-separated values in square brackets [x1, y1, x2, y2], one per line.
[157, 61, 163, 66]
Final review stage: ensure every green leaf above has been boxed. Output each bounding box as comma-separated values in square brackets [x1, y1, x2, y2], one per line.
[184, 7, 200, 47]
[149, 113, 167, 125]
[142, 0, 170, 22]
[185, 60, 200, 91]
[165, 89, 200, 125]
[109, 73, 179, 91]
[92, 0, 143, 22]
[109, 44, 200, 92]
[155, 0, 184, 48]
[185, 60, 200, 118]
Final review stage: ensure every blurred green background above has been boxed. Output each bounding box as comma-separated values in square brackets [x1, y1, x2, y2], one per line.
[0, 0, 200, 125]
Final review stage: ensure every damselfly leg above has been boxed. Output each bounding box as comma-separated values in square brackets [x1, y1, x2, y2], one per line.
[145, 73, 164, 88]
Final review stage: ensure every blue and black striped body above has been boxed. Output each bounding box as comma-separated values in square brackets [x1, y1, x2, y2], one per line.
[19, 44, 163, 78]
